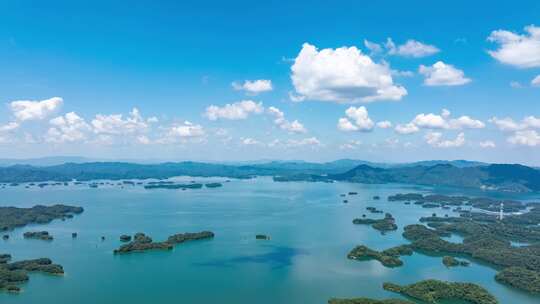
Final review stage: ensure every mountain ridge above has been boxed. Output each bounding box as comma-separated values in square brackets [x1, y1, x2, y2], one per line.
[0, 158, 488, 168]
[330, 163, 540, 192]
[0, 161, 537, 193]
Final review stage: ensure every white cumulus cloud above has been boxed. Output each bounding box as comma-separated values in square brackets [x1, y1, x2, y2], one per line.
[523, 116, 540, 129]
[267, 137, 322, 148]
[376, 120, 393, 129]
[448, 116, 485, 129]
[386, 38, 440, 57]
[241, 137, 261, 146]
[339, 140, 362, 150]
[425, 132, 465, 148]
[507, 130, 540, 146]
[532, 75, 540, 87]
[285, 120, 307, 133]
[169, 121, 205, 138]
[156, 121, 206, 144]
[291, 43, 407, 103]
[267, 106, 307, 133]
[395, 123, 419, 134]
[285, 137, 321, 148]
[479, 140, 496, 148]
[137, 135, 151, 145]
[489, 117, 523, 131]
[419, 61, 471, 86]
[0, 122, 19, 132]
[10, 97, 63, 121]
[413, 113, 448, 129]
[337, 118, 359, 131]
[205, 100, 264, 120]
[46, 112, 91, 143]
[92, 108, 149, 135]
[487, 25, 540, 68]
[490, 116, 540, 131]
[363, 39, 383, 54]
[337, 106, 374, 132]
[232, 79, 273, 95]
[407, 109, 484, 131]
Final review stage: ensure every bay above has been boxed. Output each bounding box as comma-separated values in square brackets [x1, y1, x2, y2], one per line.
[1, 177, 539, 304]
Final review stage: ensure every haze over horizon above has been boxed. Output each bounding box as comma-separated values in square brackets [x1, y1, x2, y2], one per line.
[0, 155, 528, 169]
[1, 1, 539, 165]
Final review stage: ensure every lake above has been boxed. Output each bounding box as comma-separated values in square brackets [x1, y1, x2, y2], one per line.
[1, 177, 539, 304]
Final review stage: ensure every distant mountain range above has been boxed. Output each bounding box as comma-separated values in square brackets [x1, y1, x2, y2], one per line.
[0, 159, 537, 192]
[0, 156, 171, 166]
[0, 156, 96, 167]
[329, 163, 540, 193]
[0, 157, 486, 168]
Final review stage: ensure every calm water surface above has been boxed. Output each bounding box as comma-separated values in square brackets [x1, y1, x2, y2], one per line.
[1, 177, 539, 304]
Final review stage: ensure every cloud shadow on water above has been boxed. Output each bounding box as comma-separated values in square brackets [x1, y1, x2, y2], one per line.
[195, 245, 308, 269]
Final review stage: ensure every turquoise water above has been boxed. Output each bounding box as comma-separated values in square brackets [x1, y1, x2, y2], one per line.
[1, 177, 539, 304]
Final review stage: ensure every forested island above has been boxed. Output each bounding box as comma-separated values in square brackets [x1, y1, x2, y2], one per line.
[144, 183, 203, 190]
[329, 279, 498, 304]
[347, 245, 412, 267]
[0, 255, 64, 293]
[205, 182, 223, 188]
[442, 256, 469, 267]
[23, 231, 53, 241]
[396, 202, 540, 293]
[0, 205, 83, 231]
[341, 189, 540, 300]
[388, 193, 527, 213]
[382, 280, 498, 304]
[114, 231, 214, 254]
[495, 267, 540, 293]
[353, 213, 397, 232]
[329, 299, 413, 304]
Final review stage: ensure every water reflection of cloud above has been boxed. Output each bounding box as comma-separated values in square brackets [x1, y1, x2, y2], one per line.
[417, 265, 450, 280]
[195, 246, 308, 269]
[329, 261, 391, 277]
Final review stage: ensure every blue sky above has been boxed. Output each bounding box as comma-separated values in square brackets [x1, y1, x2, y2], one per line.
[0, 1, 539, 164]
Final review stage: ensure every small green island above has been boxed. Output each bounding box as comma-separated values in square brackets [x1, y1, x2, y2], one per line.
[366, 207, 383, 214]
[113, 231, 214, 254]
[23, 231, 53, 241]
[347, 245, 412, 268]
[114, 233, 173, 254]
[353, 213, 397, 232]
[0, 254, 64, 294]
[442, 255, 470, 267]
[144, 183, 204, 190]
[205, 182, 223, 188]
[329, 299, 413, 304]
